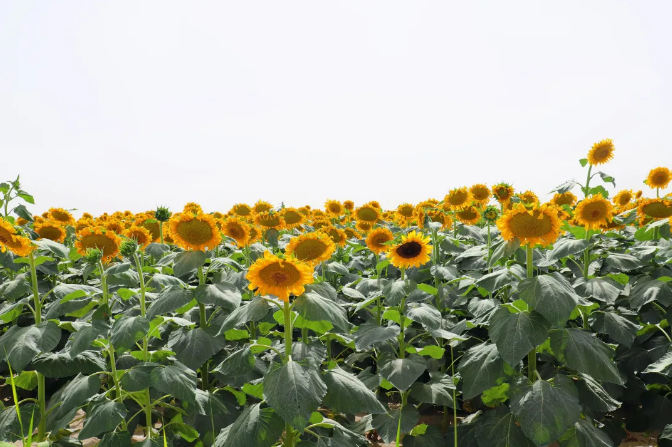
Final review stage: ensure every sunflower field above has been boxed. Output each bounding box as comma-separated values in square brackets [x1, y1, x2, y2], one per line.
[1, 140, 672, 447]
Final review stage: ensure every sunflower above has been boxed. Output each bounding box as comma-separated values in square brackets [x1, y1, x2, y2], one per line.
[221, 217, 251, 246]
[646, 167, 671, 190]
[311, 218, 330, 230]
[75, 217, 94, 232]
[212, 211, 225, 220]
[356, 220, 373, 234]
[387, 231, 432, 269]
[34, 220, 67, 243]
[230, 203, 253, 219]
[456, 206, 481, 225]
[552, 192, 577, 207]
[248, 225, 262, 245]
[612, 190, 634, 208]
[297, 206, 311, 216]
[498, 203, 561, 247]
[281, 208, 305, 229]
[1, 233, 35, 257]
[325, 200, 344, 216]
[574, 194, 615, 229]
[168, 212, 222, 251]
[635, 190, 643, 199]
[75, 226, 122, 263]
[587, 139, 615, 166]
[246, 251, 314, 302]
[254, 211, 285, 230]
[135, 213, 162, 241]
[367, 201, 382, 209]
[638, 198, 672, 219]
[517, 190, 539, 205]
[470, 184, 491, 204]
[396, 203, 415, 219]
[311, 209, 326, 219]
[324, 226, 348, 247]
[482, 206, 499, 223]
[343, 200, 355, 212]
[444, 187, 471, 210]
[426, 209, 452, 230]
[492, 183, 514, 204]
[253, 201, 273, 214]
[286, 231, 336, 266]
[355, 205, 381, 223]
[82, 212, 94, 220]
[124, 225, 153, 249]
[16, 217, 29, 226]
[366, 227, 394, 254]
[48, 207, 75, 226]
[418, 199, 439, 208]
[104, 219, 126, 234]
[344, 227, 362, 239]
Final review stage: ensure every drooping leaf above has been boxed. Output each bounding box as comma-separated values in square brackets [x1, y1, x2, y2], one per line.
[173, 250, 207, 277]
[219, 297, 272, 334]
[0, 321, 61, 371]
[378, 355, 426, 392]
[591, 311, 640, 347]
[110, 316, 150, 351]
[354, 322, 400, 351]
[518, 273, 578, 327]
[150, 362, 197, 404]
[558, 419, 614, 447]
[489, 308, 550, 366]
[551, 328, 623, 384]
[371, 407, 420, 444]
[457, 343, 505, 400]
[322, 366, 386, 414]
[410, 372, 458, 408]
[79, 399, 127, 439]
[147, 286, 194, 319]
[475, 405, 533, 447]
[168, 327, 224, 370]
[294, 290, 351, 332]
[218, 403, 284, 447]
[195, 283, 241, 311]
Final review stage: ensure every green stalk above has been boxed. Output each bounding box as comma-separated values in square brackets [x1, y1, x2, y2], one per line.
[375, 252, 382, 326]
[432, 229, 443, 310]
[526, 245, 537, 382]
[582, 230, 591, 278]
[159, 222, 164, 245]
[28, 252, 47, 442]
[451, 345, 458, 447]
[135, 253, 153, 438]
[394, 390, 409, 447]
[283, 299, 295, 447]
[98, 260, 108, 306]
[198, 265, 210, 391]
[584, 164, 593, 198]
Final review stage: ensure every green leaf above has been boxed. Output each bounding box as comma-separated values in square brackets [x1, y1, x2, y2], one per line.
[354, 322, 400, 351]
[32, 351, 107, 378]
[13, 204, 33, 221]
[47, 374, 101, 431]
[403, 426, 445, 447]
[218, 403, 284, 447]
[575, 373, 621, 413]
[407, 304, 442, 330]
[417, 284, 438, 296]
[630, 277, 672, 310]
[573, 277, 622, 305]
[16, 192, 34, 204]
[644, 347, 672, 376]
[0, 321, 61, 371]
[517, 273, 578, 327]
[98, 432, 133, 447]
[9, 370, 38, 390]
[591, 311, 640, 347]
[294, 290, 351, 332]
[476, 267, 520, 293]
[53, 284, 101, 303]
[212, 346, 255, 376]
[547, 238, 591, 263]
[457, 343, 505, 400]
[120, 362, 158, 392]
[379, 355, 426, 392]
[194, 389, 230, 415]
[510, 375, 581, 446]
[550, 328, 622, 384]
[0, 277, 31, 300]
[323, 366, 386, 414]
[371, 407, 420, 444]
[147, 286, 194, 319]
[263, 359, 327, 430]
[383, 279, 416, 306]
[79, 399, 127, 439]
[0, 404, 40, 442]
[489, 308, 550, 366]
[195, 283, 241, 311]
[110, 316, 150, 351]
[219, 297, 272, 334]
[410, 372, 457, 408]
[415, 345, 445, 359]
[552, 180, 581, 194]
[558, 419, 614, 447]
[475, 405, 533, 447]
[173, 250, 206, 277]
[150, 362, 197, 404]
[34, 239, 69, 258]
[602, 253, 643, 274]
[167, 327, 223, 370]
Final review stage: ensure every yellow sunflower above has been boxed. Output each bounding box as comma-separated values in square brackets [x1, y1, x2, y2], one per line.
[638, 198, 672, 219]
[253, 200, 273, 214]
[254, 211, 285, 230]
[367, 201, 382, 209]
[212, 211, 225, 220]
[426, 209, 452, 230]
[124, 225, 153, 249]
[646, 167, 671, 190]
[75, 217, 94, 232]
[285, 231, 336, 266]
[587, 138, 615, 166]
[104, 219, 126, 235]
[612, 190, 634, 208]
[325, 200, 344, 216]
[343, 200, 355, 212]
[497, 203, 561, 247]
[16, 217, 29, 226]
[470, 184, 491, 204]
[135, 213, 162, 241]
[0, 219, 35, 257]
[552, 192, 577, 207]
[456, 206, 481, 225]
[168, 212, 222, 251]
[387, 231, 432, 269]
[635, 190, 643, 199]
[396, 203, 415, 220]
[324, 226, 348, 247]
[355, 205, 381, 223]
[311, 209, 326, 219]
[248, 225, 262, 245]
[48, 207, 75, 226]
[34, 220, 67, 243]
[221, 217, 251, 246]
[574, 194, 615, 229]
[311, 218, 330, 230]
[517, 190, 539, 205]
[281, 208, 305, 229]
[366, 227, 394, 254]
[444, 187, 471, 210]
[492, 183, 514, 204]
[344, 227, 362, 239]
[82, 212, 94, 220]
[355, 220, 373, 234]
[230, 203, 253, 219]
[246, 251, 313, 302]
[297, 206, 311, 216]
[75, 226, 122, 263]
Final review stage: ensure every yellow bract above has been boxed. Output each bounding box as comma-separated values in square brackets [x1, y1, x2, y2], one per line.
[246, 251, 314, 302]
[587, 139, 615, 165]
[498, 203, 561, 248]
[387, 230, 432, 269]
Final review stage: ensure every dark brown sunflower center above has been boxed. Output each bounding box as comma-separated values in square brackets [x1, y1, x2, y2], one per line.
[399, 206, 414, 217]
[396, 241, 422, 259]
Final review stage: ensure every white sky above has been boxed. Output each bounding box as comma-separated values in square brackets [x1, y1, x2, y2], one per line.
[1, 1, 671, 217]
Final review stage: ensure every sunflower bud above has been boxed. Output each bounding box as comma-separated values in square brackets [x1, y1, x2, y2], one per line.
[155, 206, 172, 222]
[483, 206, 500, 223]
[120, 239, 139, 258]
[83, 248, 103, 264]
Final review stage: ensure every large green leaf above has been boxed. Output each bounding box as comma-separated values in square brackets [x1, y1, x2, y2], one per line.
[630, 277, 672, 310]
[218, 296, 272, 334]
[406, 304, 442, 330]
[575, 373, 620, 413]
[354, 322, 400, 351]
[150, 362, 197, 404]
[32, 351, 107, 377]
[212, 346, 255, 376]
[489, 308, 550, 366]
[558, 419, 614, 447]
[120, 362, 159, 392]
[547, 238, 591, 263]
[644, 347, 672, 376]
[168, 327, 224, 370]
[263, 359, 327, 430]
[591, 311, 640, 347]
[410, 372, 457, 408]
[294, 290, 351, 332]
[510, 375, 581, 446]
[457, 343, 505, 400]
[383, 279, 416, 306]
[0, 277, 31, 300]
[147, 286, 194, 319]
[602, 253, 643, 274]
[403, 426, 445, 447]
[475, 405, 533, 447]
[0, 404, 40, 442]
[371, 407, 419, 444]
[173, 250, 207, 277]
[476, 267, 522, 293]
[47, 374, 101, 432]
[0, 321, 61, 371]
[517, 273, 578, 327]
[322, 366, 386, 414]
[110, 316, 150, 351]
[573, 277, 622, 305]
[218, 403, 284, 447]
[79, 399, 127, 439]
[195, 283, 241, 311]
[378, 355, 426, 392]
[550, 328, 623, 384]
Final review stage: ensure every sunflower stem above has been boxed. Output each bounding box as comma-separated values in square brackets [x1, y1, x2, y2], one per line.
[159, 222, 164, 245]
[198, 265, 210, 391]
[283, 299, 293, 363]
[98, 260, 108, 306]
[134, 253, 153, 438]
[584, 164, 593, 198]
[582, 230, 591, 278]
[375, 252, 382, 326]
[28, 252, 47, 442]
[526, 244, 538, 382]
[451, 345, 458, 446]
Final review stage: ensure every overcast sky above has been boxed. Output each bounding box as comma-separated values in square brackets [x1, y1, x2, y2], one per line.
[1, 1, 670, 217]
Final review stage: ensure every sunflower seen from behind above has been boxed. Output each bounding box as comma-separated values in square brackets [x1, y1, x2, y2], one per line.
[246, 251, 313, 302]
[387, 230, 432, 269]
[168, 211, 222, 251]
[286, 231, 336, 266]
[366, 227, 394, 254]
[587, 138, 615, 166]
[498, 203, 561, 248]
[574, 194, 615, 230]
